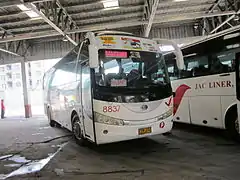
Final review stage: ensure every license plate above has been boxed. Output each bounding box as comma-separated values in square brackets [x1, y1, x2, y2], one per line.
[138, 127, 152, 135]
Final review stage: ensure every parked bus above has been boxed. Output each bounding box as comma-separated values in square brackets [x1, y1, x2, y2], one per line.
[165, 29, 240, 139]
[43, 31, 184, 145]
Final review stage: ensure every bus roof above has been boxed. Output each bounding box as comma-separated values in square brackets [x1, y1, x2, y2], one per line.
[94, 31, 134, 37]
[182, 26, 240, 50]
[95, 33, 158, 52]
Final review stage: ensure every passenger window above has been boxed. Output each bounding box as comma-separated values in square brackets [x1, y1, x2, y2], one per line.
[165, 53, 179, 80]
[82, 66, 90, 89]
[51, 49, 78, 87]
[43, 68, 55, 89]
[212, 51, 235, 73]
[51, 63, 76, 87]
[76, 42, 89, 81]
[180, 55, 209, 78]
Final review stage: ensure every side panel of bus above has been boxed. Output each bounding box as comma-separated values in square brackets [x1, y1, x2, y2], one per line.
[169, 46, 239, 129]
[172, 73, 235, 128]
[42, 68, 55, 115]
[48, 47, 79, 130]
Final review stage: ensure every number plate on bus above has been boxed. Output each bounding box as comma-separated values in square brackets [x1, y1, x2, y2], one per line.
[138, 127, 152, 135]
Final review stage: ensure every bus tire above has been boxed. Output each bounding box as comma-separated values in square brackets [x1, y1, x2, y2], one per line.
[225, 107, 239, 141]
[47, 108, 56, 127]
[72, 114, 87, 146]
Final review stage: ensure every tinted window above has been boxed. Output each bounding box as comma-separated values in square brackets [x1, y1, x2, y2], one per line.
[164, 52, 179, 80]
[76, 41, 89, 81]
[168, 34, 240, 80]
[51, 46, 79, 87]
[184, 55, 209, 77]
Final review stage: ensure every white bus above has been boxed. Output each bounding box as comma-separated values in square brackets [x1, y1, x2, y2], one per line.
[165, 29, 240, 139]
[43, 31, 183, 145]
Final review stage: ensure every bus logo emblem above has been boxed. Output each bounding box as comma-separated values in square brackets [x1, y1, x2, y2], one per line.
[141, 105, 148, 110]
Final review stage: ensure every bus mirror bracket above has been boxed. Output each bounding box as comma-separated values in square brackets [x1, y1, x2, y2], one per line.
[173, 92, 176, 97]
[89, 44, 98, 68]
[86, 32, 99, 68]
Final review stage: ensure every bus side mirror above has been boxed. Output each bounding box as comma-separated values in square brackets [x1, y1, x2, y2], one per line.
[167, 41, 184, 70]
[89, 44, 99, 68]
[156, 39, 184, 70]
[174, 48, 184, 70]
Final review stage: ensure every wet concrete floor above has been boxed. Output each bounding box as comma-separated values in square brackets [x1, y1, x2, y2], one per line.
[0, 116, 240, 180]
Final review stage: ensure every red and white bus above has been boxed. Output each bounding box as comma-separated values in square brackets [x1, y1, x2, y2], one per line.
[43, 31, 184, 145]
[165, 29, 240, 139]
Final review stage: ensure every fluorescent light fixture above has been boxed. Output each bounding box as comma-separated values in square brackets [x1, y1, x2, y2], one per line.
[184, 53, 197, 58]
[17, 4, 42, 19]
[102, 0, 119, 9]
[159, 44, 183, 52]
[17, 4, 30, 11]
[25, 11, 40, 18]
[226, 44, 240, 49]
[218, 54, 226, 58]
[103, 6, 119, 10]
[223, 32, 240, 40]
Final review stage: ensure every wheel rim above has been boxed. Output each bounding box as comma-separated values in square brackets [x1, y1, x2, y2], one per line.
[73, 120, 82, 140]
[235, 117, 239, 133]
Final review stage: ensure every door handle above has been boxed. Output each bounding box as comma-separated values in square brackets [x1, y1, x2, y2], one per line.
[219, 73, 230, 77]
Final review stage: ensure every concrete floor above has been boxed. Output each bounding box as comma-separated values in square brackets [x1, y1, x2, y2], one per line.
[0, 117, 240, 180]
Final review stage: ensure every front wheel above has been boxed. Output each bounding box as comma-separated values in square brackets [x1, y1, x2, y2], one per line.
[47, 108, 56, 127]
[226, 109, 240, 141]
[72, 114, 87, 146]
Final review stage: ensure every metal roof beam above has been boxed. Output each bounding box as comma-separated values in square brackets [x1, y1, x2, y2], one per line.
[143, 0, 160, 37]
[0, 48, 21, 56]
[201, 0, 240, 35]
[0, 0, 52, 8]
[0, 0, 22, 8]
[210, 9, 240, 34]
[0, 21, 144, 43]
[0, 10, 22, 56]
[0, 10, 238, 43]
[209, 0, 224, 13]
[25, 1, 78, 46]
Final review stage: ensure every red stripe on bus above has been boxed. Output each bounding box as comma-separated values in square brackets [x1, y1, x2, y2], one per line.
[173, 84, 191, 115]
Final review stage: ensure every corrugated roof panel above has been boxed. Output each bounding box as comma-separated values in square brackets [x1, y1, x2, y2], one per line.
[72, 6, 143, 21]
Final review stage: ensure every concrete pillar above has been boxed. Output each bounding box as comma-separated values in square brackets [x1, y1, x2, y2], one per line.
[21, 57, 32, 118]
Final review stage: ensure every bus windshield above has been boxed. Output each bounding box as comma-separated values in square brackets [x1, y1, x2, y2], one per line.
[94, 49, 172, 102]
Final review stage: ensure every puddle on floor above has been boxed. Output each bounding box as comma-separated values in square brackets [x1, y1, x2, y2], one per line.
[7, 155, 31, 164]
[4, 164, 21, 168]
[51, 145, 62, 148]
[0, 142, 68, 180]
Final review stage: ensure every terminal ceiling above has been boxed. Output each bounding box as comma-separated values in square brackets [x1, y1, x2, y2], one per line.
[0, 0, 239, 60]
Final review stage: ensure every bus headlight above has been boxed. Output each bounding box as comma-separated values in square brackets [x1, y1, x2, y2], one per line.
[157, 107, 173, 120]
[94, 112, 124, 126]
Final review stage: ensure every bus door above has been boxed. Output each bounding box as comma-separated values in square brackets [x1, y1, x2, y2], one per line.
[76, 41, 95, 142]
[80, 65, 95, 141]
[236, 52, 240, 134]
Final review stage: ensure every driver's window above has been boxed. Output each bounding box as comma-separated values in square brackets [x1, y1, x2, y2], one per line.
[76, 41, 89, 81]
